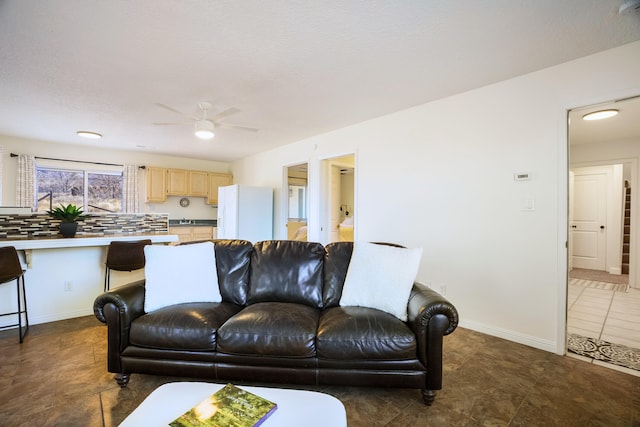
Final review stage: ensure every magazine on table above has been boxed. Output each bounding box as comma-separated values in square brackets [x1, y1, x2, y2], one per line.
[169, 383, 277, 427]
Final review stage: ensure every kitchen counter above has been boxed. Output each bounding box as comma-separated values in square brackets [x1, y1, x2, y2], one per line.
[168, 219, 217, 227]
[0, 233, 178, 267]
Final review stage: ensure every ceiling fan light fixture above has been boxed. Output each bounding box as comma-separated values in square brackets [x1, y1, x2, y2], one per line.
[582, 109, 619, 121]
[77, 130, 102, 139]
[194, 120, 215, 139]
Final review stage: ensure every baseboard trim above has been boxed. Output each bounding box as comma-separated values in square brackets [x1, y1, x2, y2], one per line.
[30, 308, 95, 326]
[609, 267, 622, 275]
[459, 319, 558, 354]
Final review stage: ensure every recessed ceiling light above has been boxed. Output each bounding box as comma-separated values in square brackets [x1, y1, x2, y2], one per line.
[582, 109, 619, 121]
[77, 131, 102, 139]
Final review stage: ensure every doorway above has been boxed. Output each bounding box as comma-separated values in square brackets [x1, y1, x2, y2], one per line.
[566, 95, 640, 362]
[285, 163, 308, 241]
[319, 154, 355, 245]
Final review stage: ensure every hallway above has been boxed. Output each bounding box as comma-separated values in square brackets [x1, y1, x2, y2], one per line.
[567, 276, 640, 376]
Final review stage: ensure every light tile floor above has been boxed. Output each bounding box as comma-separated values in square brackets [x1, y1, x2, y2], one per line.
[567, 282, 640, 376]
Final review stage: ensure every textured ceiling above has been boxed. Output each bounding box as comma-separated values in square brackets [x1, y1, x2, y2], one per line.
[0, 0, 639, 161]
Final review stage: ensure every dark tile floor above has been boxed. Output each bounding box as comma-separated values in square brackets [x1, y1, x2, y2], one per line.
[1, 316, 640, 426]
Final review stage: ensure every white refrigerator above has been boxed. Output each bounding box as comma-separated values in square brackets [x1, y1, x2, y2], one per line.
[217, 185, 273, 242]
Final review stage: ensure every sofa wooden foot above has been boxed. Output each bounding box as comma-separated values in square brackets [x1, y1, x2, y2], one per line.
[115, 373, 130, 388]
[421, 389, 436, 405]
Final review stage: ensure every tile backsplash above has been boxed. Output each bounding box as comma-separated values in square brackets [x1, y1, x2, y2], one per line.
[0, 213, 169, 239]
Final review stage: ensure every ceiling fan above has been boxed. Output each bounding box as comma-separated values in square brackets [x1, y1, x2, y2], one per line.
[153, 102, 258, 140]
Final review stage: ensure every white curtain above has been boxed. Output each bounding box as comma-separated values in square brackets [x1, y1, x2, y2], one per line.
[15, 154, 35, 209]
[123, 164, 140, 213]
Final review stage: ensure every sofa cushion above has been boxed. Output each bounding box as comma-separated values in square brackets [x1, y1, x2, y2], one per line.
[129, 302, 242, 351]
[212, 239, 253, 305]
[317, 306, 417, 360]
[248, 240, 325, 308]
[339, 242, 422, 321]
[323, 241, 354, 307]
[144, 241, 220, 313]
[217, 302, 320, 357]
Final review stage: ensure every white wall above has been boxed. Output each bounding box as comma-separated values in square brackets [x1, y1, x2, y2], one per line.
[0, 135, 231, 219]
[232, 41, 640, 354]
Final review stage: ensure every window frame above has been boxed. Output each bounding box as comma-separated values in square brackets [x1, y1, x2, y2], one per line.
[35, 160, 124, 213]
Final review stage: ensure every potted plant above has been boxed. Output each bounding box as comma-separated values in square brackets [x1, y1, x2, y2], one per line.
[47, 204, 90, 238]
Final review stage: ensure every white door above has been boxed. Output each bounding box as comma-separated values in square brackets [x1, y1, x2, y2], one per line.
[571, 171, 607, 270]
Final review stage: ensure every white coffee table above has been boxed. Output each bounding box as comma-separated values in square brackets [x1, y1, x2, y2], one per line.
[119, 382, 347, 427]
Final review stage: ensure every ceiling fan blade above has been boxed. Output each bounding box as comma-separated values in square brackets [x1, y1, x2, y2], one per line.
[211, 107, 241, 121]
[155, 103, 191, 117]
[217, 123, 259, 132]
[152, 122, 189, 126]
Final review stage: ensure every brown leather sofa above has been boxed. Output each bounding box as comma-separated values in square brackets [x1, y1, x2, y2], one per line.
[93, 239, 459, 405]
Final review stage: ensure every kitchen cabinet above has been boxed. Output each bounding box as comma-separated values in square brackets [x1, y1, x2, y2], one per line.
[146, 167, 167, 202]
[168, 169, 211, 197]
[189, 170, 209, 197]
[192, 226, 215, 241]
[207, 173, 233, 205]
[166, 169, 188, 196]
[169, 226, 215, 242]
[147, 166, 231, 200]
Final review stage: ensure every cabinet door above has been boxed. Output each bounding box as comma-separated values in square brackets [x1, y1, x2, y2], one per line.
[168, 227, 193, 242]
[146, 167, 167, 202]
[192, 226, 214, 241]
[207, 173, 233, 205]
[189, 171, 209, 197]
[167, 169, 188, 196]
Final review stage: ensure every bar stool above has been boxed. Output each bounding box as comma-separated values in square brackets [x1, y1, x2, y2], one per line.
[104, 240, 152, 292]
[0, 246, 29, 343]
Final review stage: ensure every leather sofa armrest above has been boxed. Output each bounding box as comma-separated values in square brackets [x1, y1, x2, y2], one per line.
[93, 280, 146, 375]
[407, 282, 458, 335]
[93, 279, 146, 324]
[406, 282, 459, 392]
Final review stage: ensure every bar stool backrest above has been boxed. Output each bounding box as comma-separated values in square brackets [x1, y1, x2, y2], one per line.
[106, 239, 152, 272]
[0, 246, 23, 284]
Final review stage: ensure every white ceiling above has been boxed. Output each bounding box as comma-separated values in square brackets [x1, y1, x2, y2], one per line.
[569, 96, 640, 146]
[1, 1, 639, 162]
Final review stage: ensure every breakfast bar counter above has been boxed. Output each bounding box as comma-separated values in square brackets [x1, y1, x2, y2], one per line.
[0, 233, 178, 267]
[0, 233, 180, 327]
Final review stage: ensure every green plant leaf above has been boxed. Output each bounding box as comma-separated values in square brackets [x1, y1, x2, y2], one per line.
[47, 204, 90, 222]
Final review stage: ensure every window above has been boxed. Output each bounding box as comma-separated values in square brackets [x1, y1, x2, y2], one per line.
[36, 165, 123, 213]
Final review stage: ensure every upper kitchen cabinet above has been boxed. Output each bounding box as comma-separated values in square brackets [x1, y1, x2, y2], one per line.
[168, 169, 213, 197]
[207, 173, 233, 205]
[146, 167, 232, 202]
[189, 170, 209, 197]
[146, 166, 167, 202]
[166, 169, 188, 196]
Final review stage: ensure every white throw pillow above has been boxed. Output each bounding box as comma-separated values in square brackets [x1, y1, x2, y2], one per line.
[339, 242, 423, 321]
[144, 242, 221, 313]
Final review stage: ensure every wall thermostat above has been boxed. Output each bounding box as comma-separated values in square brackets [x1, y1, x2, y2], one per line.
[514, 172, 532, 181]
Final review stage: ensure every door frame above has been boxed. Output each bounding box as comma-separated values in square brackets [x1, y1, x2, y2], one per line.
[281, 161, 310, 240]
[560, 93, 640, 355]
[318, 152, 357, 245]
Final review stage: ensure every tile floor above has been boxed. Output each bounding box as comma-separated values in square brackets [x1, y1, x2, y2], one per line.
[3, 316, 640, 426]
[567, 281, 640, 376]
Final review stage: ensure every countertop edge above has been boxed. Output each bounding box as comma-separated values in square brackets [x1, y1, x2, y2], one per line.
[0, 234, 179, 250]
